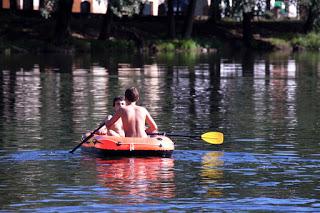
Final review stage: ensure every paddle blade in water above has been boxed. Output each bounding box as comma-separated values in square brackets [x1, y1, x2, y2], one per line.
[201, 132, 224, 144]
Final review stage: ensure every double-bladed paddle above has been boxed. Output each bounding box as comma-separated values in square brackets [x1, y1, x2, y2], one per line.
[148, 131, 224, 144]
[69, 121, 105, 153]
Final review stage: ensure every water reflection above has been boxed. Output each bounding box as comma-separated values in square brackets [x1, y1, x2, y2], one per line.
[1, 51, 320, 211]
[200, 152, 224, 198]
[93, 157, 175, 203]
[0, 52, 319, 152]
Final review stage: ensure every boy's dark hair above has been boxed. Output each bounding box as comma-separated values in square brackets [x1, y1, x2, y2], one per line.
[125, 87, 139, 102]
[113, 96, 124, 107]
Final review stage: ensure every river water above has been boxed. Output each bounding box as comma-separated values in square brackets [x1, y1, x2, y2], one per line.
[0, 51, 320, 212]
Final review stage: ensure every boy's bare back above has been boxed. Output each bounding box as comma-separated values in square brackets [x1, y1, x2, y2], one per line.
[120, 105, 154, 137]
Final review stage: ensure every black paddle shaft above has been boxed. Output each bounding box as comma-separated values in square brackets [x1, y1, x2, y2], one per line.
[148, 132, 199, 138]
[69, 122, 105, 154]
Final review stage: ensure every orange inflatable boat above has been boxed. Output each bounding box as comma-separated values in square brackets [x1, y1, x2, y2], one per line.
[81, 135, 174, 157]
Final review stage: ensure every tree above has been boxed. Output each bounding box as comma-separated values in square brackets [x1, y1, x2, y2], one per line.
[224, 0, 231, 17]
[99, 2, 114, 40]
[242, 0, 254, 47]
[54, 0, 74, 43]
[103, 0, 144, 17]
[302, 0, 320, 33]
[23, 0, 33, 10]
[98, 0, 146, 40]
[39, 0, 46, 9]
[231, 0, 241, 17]
[209, 0, 221, 23]
[167, 0, 176, 38]
[266, 0, 271, 11]
[229, 0, 255, 47]
[40, 0, 73, 43]
[10, 0, 18, 11]
[183, 0, 197, 38]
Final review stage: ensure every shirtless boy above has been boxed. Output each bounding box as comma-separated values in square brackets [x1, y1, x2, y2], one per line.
[105, 87, 158, 137]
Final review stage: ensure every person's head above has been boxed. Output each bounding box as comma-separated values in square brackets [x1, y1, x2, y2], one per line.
[113, 96, 125, 110]
[125, 87, 139, 103]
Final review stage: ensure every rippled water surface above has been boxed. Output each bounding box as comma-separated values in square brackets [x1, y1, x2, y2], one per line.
[1, 51, 320, 212]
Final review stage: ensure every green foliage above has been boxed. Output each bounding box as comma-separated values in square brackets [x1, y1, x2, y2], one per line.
[300, 0, 320, 29]
[268, 38, 289, 46]
[264, 37, 291, 50]
[41, 0, 145, 18]
[41, 0, 57, 19]
[91, 39, 136, 53]
[154, 38, 221, 53]
[99, 0, 146, 17]
[72, 38, 91, 52]
[179, 39, 198, 50]
[156, 51, 198, 66]
[292, 32, 320, 50]
[155, 40, 198, 52]
[156, 41, 176, 52]
[194, 38, 223, 49]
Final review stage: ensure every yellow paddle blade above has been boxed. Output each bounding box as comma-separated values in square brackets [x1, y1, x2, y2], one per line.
[201, 132, 224, 144]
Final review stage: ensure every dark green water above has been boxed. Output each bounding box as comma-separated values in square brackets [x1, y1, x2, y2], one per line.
[0, 51, 320, 212]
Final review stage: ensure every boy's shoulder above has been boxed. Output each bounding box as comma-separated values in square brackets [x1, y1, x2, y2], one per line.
[133, 105, 147, 112]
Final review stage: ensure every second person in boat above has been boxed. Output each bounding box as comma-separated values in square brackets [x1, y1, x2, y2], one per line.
[98, 96, 126, 137]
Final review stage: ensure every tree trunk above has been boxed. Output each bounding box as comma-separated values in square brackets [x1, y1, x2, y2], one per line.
[23, 0, 33, 10]
[139, 3, 145, 16]
[209, 0, 221, 23]
[183, 0, 196, 39]
[10, 0, 17, 11]
[243, 11, 253, 47]
[167, 0, 176, 38]
[176, 0, 180, 15]
[225, 0, 231, 17]
[54, 0, 74, 44]
[98, 3, 114, 40]
[231, 0, 240, 18]
[303, 6, 315, 33]
[39, 0, 45, 9]
[266, 0, 271, 11]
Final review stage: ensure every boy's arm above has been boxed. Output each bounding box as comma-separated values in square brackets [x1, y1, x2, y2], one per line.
[97, 115, 113, 134]
[145, 110, 158, 134]
[105, 109, 121, 129]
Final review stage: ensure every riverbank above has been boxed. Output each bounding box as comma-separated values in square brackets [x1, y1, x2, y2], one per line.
[0, 10, 315, 55]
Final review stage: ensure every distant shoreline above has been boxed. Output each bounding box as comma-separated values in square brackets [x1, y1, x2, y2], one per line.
[1, 10, 315, 55]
